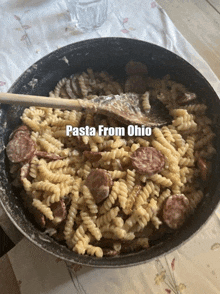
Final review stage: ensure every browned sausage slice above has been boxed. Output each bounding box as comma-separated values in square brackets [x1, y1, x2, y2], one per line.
[6, 134, 36, 163]
[162, 194, 190, 229]
[103, 248, 119, 257]
[35, 151, 63, 161]
[33, 210, 46, 228]
[9, 125, 31, 140]
[76, 136, 90, 151]
[51, 199, 67, 223]
[85, 169, 113, 204]
[131, 147, 165, 175]
[83, 151, 102, 162]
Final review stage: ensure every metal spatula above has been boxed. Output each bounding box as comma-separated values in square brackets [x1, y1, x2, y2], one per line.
[0, 92, 172, 127]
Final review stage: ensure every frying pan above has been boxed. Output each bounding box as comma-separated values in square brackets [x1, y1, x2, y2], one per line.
[0, 37, 220, 268]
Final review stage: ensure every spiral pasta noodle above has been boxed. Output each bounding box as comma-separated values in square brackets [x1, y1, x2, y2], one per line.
[96, 207, 120, 228]
[82, 185, 98, 214]
[126, 169, 136, 193]
[64, 179, 81, 242]
[32, 199, 54, 220]
[86, 245, 103, 258]
[81, 211, 102, 240]
[99, 181, 119, 214]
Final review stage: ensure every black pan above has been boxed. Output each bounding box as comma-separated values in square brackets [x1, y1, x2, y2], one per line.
[0, 37, 220, 268]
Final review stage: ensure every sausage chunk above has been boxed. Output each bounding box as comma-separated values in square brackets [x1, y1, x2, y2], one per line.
[85, 169, 113, 204]
[131, 147, 165, 175]
[162, 194, 190, 229]
[6, 134, 36, 163]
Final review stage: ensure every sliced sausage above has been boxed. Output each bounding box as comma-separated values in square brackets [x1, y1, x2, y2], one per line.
[9, 125, 31, 140]
[50, 199, 67, 223]
[35, 151, 63, 161]
[6, 134, 36, 163]
[85, 169, 113, 204]
[131, 147, 165, 175]
[76, 136, 90, 151]
[32, 209, 46, 228]
[162, 194, 190, 229]
[83, 151, 102, 162]
[103, 248, 119, 257]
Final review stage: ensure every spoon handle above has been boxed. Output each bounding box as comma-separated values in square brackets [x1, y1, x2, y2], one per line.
[0, 93, 93, 110]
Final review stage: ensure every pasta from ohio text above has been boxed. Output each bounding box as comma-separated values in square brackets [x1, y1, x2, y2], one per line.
[65, 125, 152, 136]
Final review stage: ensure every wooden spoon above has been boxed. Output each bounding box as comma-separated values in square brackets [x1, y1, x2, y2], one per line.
[0, 92, 172, 127]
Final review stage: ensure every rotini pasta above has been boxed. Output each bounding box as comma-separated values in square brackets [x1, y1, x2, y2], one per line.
[99, 181, 119, 214]
[82, 185, 98, 214]
[32, 199, 54, 220]
[64, 179, 81, 242]
[81, 211, 102, 240]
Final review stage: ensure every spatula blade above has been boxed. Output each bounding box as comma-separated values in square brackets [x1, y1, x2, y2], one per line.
[90, 93, 172, 127]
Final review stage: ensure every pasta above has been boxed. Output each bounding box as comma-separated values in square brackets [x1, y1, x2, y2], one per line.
[32, 199, 54, 221]
[126, 169, 136, 193]
[64, 178, 81, 242]
[117, 181, 128, 209]
[82, 185, 98, 214]
[85, 244, 103, 258]
[96, 207, 120, 228]
[135, 181, 156, 207]
[81, 211, 102, 240]
[38, 162, 72, 183]
[99, 181, 119, 214]
[32, 180, 60, 195]
[8, 66, 215, 258]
